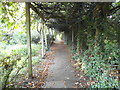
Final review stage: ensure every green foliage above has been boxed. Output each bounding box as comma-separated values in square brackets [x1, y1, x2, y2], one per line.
[73, 43, 119, 88]
[0, 1, 119, 89]
[0, 48, 20, 89]
[0, 43, 42, 89]
[10, 31, 27, 44]
[31, 30, 40, 44]
[31, 44, 42, 57]
[0, 2, 25, 30]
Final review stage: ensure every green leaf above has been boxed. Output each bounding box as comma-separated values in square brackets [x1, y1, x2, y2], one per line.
[2, 41, 6, 43]
[14, 24, 19, 29]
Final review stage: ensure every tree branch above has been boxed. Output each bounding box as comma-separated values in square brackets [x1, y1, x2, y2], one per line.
[29, 3, 45, 22]
[110, 5, 120, 14]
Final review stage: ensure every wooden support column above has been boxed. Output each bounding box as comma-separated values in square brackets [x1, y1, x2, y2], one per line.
[77, 23, 80, 54]
[64, 31, 67, 44]
[41, 25, 44, 58]
[26, 2, 32, 78]
[95, 27, 99, 46]
[72, 28, 74, 50]
[44, 24, 47, 50]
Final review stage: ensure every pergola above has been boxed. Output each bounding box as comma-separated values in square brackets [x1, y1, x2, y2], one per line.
[25, 2, 68, 77]
[25, 1, 119, 78]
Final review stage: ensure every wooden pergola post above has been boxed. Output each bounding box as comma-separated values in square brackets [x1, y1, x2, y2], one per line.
[72, 28, 74, 50]
[41, 25, 44, 58]
[26, 2, 32, 78]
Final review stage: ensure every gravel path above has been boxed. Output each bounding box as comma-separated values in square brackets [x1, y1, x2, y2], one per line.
[44, 41, 78, 88]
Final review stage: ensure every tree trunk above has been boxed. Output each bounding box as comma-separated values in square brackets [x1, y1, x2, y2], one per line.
[26, 2, 32, 78]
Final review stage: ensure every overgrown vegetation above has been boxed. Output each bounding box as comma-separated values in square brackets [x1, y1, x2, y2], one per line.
[72, 42, 119, 88]
[0, 1, 119, 89]
[0, 2, 55, 89]
[35, 2, 119, 89]
[68, 2, 120, 88]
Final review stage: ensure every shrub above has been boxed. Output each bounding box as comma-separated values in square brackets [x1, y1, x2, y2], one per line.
[0, 44, 42, 89]
[72, 43, 119, 88]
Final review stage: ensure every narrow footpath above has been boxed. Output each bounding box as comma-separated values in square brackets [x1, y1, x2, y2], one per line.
[44, 41, 78, 88]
